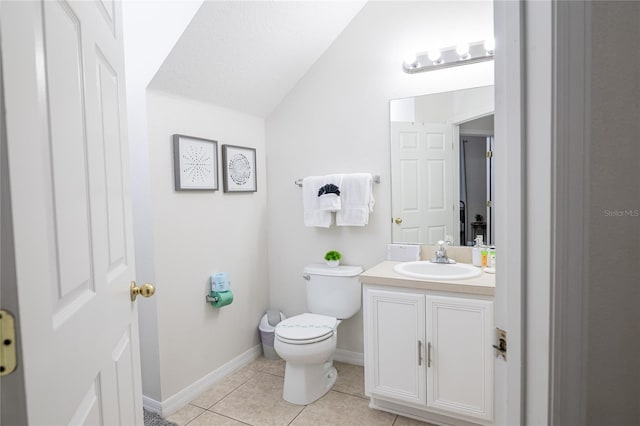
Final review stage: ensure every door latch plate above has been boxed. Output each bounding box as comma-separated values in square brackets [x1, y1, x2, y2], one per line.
[0, 310, 17, 376]
[493, 327, 507, 361]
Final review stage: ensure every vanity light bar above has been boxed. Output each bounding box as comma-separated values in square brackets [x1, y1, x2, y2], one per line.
[403, 40, 494, 74]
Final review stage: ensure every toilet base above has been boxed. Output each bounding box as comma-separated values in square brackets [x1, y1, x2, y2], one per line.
[282, 360, 337, 405]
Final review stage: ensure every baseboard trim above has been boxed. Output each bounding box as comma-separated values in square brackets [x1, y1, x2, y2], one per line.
[143, 344, 262, 417]
[142, 395, 162, 414]
[334, 348, 364, 366]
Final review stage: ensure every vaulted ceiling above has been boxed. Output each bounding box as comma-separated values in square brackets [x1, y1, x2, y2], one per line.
[149, 1, 366, 117]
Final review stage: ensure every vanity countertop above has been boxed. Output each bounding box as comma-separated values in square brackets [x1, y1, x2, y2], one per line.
[360, 261, 495, 296]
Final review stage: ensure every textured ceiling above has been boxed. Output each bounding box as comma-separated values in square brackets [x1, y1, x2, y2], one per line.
[149, 1, 366, 117]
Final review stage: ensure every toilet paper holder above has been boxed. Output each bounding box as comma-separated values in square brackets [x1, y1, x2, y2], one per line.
[206, 273, 234, 308]
[205, 294, 220, 303]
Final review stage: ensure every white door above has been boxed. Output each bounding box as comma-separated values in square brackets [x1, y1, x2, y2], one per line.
[391, 122, 454, 244]
[426, 294, 494, 422]
[364, 287, 426, 406]
[1, 1, 145, 424]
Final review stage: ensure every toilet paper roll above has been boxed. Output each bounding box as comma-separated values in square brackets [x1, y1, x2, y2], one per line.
[210, 291, 233, 308]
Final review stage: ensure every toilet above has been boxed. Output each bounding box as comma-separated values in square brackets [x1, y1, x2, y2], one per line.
[274, 263, 363, 405]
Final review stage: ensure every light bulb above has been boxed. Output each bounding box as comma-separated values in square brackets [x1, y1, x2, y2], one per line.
[428, 48, 442, 63]
[484, 37, 495, 53]
[456, 43, 470, 59]
[403, 53, 417, 68]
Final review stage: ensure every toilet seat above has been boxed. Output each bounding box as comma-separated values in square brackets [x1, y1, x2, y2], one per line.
[275, 313, 336, 345]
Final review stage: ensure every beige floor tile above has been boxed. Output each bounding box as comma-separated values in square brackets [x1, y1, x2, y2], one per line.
[211, 372, 304, 426]
[190, 366, 259, 409]
[333, 361, 366, 398]
[166, 404, 205, 426]
[248, 356, 286, 377]
[191, 367, 257, 408]
[291, 391, 396, 426]
[186, 410, 247, 425]
[393, 415, 435, 426]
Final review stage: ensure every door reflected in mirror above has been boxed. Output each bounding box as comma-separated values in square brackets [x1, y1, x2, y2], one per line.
[390, 85, 494, 246]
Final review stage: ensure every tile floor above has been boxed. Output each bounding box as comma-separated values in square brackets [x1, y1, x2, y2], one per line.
[166, 357, 433, 426]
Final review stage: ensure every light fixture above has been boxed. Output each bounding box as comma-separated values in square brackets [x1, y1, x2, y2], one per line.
[402, 39, 495, 74]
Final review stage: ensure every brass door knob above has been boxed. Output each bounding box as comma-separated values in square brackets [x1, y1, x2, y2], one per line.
[130, 281, 155, 301]
[394, 217, 403, 225]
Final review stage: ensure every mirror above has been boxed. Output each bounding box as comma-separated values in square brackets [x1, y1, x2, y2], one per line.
[390, 85, 494, 246]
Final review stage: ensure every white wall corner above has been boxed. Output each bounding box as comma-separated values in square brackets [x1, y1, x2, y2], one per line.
[141, 395, 163, 415]
[334, 349, 364, 366]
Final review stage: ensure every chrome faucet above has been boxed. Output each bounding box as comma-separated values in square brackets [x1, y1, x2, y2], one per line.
[431, 240, 456, 264]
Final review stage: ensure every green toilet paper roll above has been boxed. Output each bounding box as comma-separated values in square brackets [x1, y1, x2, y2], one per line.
[210, 291, 233, 308]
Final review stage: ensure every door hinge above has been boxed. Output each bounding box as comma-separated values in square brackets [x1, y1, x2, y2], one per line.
[486, 200, 494, 208]
[493, 328, 507, 361]
[0, 310, 17, 376]
[486, 150, 493, 158]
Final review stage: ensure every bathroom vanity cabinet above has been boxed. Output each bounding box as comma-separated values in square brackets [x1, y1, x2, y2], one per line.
[361, 262, 495, 425]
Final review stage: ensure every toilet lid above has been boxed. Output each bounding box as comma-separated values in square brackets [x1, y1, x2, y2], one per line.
[275, 313, 336, 342]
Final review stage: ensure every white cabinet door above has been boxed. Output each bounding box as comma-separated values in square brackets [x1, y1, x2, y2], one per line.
[426, 295, 494, 422]
[364, 287, 426, 406]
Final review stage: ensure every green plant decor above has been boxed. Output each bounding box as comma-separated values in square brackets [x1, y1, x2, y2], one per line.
[324, 250, 342, 262]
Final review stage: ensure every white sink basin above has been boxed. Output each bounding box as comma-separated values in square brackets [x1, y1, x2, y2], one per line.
[393, 261, 482, 280]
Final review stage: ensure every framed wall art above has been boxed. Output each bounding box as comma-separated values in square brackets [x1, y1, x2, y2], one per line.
[173, 134, 218, 191]
[221, 144, 257, 193]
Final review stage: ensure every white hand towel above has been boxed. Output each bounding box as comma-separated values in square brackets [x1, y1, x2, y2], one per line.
[303, 176, 332, 228]
[336, 173, 375, 226]
[317, 174, 343, 211]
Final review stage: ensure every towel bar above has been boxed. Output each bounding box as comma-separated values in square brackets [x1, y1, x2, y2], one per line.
[295, 175, 380, 187]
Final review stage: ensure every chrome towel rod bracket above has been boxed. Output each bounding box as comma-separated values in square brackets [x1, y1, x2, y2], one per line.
[295, 175, 380, 187]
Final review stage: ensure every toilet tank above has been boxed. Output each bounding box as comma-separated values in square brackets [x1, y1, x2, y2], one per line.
[303, 264, 363, 319]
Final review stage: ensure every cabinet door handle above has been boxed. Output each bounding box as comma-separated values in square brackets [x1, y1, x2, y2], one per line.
[427, 342, 432, 368]
[418, 340, 423, 366]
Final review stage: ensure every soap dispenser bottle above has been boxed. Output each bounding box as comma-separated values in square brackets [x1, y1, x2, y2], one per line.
[484, 246, 496, 274]
[481, 245, 489, 267]
[472, 236, 483, 267]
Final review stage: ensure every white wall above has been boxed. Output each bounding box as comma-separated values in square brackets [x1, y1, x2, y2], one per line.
[389, 97, 415, 122]
[266, 1, 493, 354]
[587, 2, 640, 423]
[121, 1, 202, 401]
[460, 115, 494, 135]
[412, 85, 494, 124]
[145, 89, 269, 399]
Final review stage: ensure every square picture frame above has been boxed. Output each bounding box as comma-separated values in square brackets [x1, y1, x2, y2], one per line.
[173, 134, 218, 191]
[221, 144, 257, 193]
